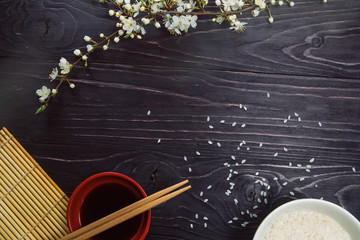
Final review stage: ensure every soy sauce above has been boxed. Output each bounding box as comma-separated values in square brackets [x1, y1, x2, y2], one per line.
[80, 183, 142, 240]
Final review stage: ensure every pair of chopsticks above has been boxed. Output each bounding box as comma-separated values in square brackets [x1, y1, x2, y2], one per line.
[60, 179, 191, 240]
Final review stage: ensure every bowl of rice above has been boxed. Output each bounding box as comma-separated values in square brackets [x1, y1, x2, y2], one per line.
[253, 198, 360, 240]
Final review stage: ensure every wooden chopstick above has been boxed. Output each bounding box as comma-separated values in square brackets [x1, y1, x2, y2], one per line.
[60, 180, 191, 240]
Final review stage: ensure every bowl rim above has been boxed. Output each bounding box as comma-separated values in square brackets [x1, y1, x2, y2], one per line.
[67, 172, 151, 240]
[253, 198, 360, 240]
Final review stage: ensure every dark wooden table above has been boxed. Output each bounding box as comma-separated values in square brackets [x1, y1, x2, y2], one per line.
[1, 0, 359, 239]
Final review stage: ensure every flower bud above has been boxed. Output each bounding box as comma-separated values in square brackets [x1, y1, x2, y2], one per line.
[114, 37, 120, 43]
[103, 45, 108, 50]
[70, 83, 75, 89]
[109, 10, 115, 16]
[155, 22, 161, 28]
[268, 16, 273, 23]
[84, 35, 91, 42]
[73, 49, 81, 56]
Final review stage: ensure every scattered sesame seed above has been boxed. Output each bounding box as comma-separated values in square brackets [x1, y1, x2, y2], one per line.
[288, 115, 291, 120]
[283, 147, 288, 152]
[157, 139, 161, 143]
[320, 197, 324, 200]
[228, 220, 233, 224]
[204, 199, 208, 203]
[246, 147, 250, 151]
[282, 182, 288, 186]
[241, 159, 246, 164]
[190, 223, 193, 229]
[220, 120, 225, 123]
[309, 158, 315, 163]
[253, 205, 258, 209]
[306, 169, 311, 172]
[232, 122, 237, 127]
[231, 155, 236, 160]
[298, 117, 302, 122]
[241, 211, 244, 215]
[195, 214, 198, 219]
[184, 156, 187, 161]
[203, 216, 208, 220]
[257, 198, 262, 203]
[289, 162, 292, 166]
[264, 198, 268, 204]
[294, 112, 299, 117]
[204, 223, 208, 228]
[209, 125, 214, 129]
[352, 167, 356, 172]
[297, 164, 302, 167]
[233, 217, 238, 220]
[253, 214, 258, 218]
[267, 92, 270, 98]
[284, 119, 288, 123]
[207, 185, 212, 190]
[244, 106, 248, 111]
[200, 191, 203, 197]
[234, 199, 239, 205]
[259, 143, 263, 148]
[208, 140, 213, 144]
[241, 123, 246, 128]
[290, 191, 295, 196]
[239, 104, 243, 109]
[274, 152, 279, 157]
[273, 177, 278, 181]
[300, 177, 305, 181]
[207, 116, 210, 122]
[217, 142, 221, 147]
[255, 172, 259, 176]
[147, 110, 151, 115]
[188, 167, 192, 172]
[196, 151, 201, 156]
[318, 122, 322, 127]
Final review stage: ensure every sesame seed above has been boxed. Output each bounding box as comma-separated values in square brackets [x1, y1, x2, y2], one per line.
[228, 220, 233, 224]
[257, 198, 262, 203]
[204, 199, 208, 203]
[255, 172, 259, 176]
[207, 116, 210, 122]
[232, 122, 237, 127]
[220, 120, 225, 123]
[246, 147, 250, 151]
[203, 216, 208, 220]
[239, 104, 243, 109]
[274, 152, 278, 157]
[233, 217, 238, 220]
[297, 164, 302, 167]
[217, 142, 221, 147]
[298, 117, 301, 122]
[259, 143, 263, 148]
[294, 112, 299, 117]
[244, 106, 247, 111]
[196, 151, 201, 156]
[273, 177, 278, 181]
[282, 182, 288, 186]
[289, 162, 292, 166]
[204, 223, 208, 228]
[234, 199, 239, 205]
[288, 115, 291, 120]
[207, 185, 212, 190]
[241, 159, 246, 164]
[241, 123, 246, 128]
[284, 119, 288, 123]
[208, 140, 213, 144]
[147, 110, 151, 115]
[190, 223, 193, 229]
[209, 125, 214, 129]
[253, 205, 258, 209]
[267, 92, 270, 98]
[318, 122, 322, 127]
[264, 198, 268, 204]
[309, 158, 315, 163]
[157, 139, 161, 143]
[253, 214, 258, 218]
[184, 156, 187, 161]
[283, 147, 288, 152]
[300, 177, 305, 181]
[353, 167, 356, 172]
[241, 211, 244, 215]
[231, 155, 236, 160]
[200, 191, 203, 197]
[306, 169, 311, 172]
[290, 191, 295, 196]
[188, 167, 192, 172]
[195, 213, 198, 219]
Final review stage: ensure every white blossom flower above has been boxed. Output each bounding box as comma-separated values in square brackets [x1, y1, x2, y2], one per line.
[87, 44, 94, 52]
[255, 0, 266, 9]
[155, 22, 161, 28]
[278, 0, 284, 6]
[73, 49, 81, 56]
[215, 0, 221, 6]
[186, 15, 198, 28]
[49, 67, 58, 81]
[229, 20, 247, 32]
[270, 0, 276, 4]
[84, 35, 91, 42]
[36, 86, 51, 102]
[58, 57, 71, 74]
[122, 17, 138, 34]
[289, 1, 294, 6]
[252, 8, 260, 17]
[141, 18, 150, 25]
[82, 55, 88, 60]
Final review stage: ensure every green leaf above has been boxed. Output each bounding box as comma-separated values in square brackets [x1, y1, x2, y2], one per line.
[35, 104, 47, 115]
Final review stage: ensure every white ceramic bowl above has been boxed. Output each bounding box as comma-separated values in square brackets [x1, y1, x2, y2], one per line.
[253, 198, 360, 240]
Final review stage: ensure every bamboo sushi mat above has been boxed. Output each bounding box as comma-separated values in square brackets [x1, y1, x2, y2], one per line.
[0, 127, 69, 240]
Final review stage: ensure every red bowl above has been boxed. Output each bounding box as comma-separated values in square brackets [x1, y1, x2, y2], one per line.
[67, 172, 151, 240]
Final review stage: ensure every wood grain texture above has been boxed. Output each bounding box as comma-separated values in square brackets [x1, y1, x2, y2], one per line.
[0, 0, 359, 239]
